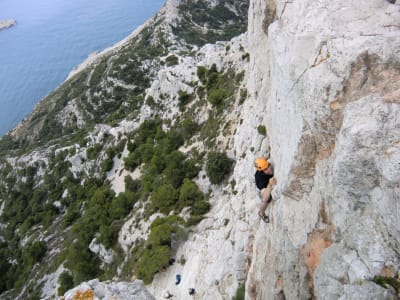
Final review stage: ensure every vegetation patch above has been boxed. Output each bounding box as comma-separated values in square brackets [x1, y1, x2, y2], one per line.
[232, 283, 246, 300]
[136, 216, 185, 283]
[206, 152, 234, 185]
[173, 0, 249, 47]
[373, 275, 400, 293]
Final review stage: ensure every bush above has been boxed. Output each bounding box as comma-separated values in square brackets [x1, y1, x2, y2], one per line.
[179, 179, 203, 208]
[57, 271, 74, 296]
[257, 125, 266, 136]
[197, 66, 208, 84]
[151, 184, 178, 214]
[232, 284, 245, 300]
[191, 200, 210, 215]
[146, 95, 155, 106]
[182, 117, 199, 139]
[23, 241, 47, 267]
[206, 152, 234, 184]
[208, 88, 228, 107]
[86, 144, 102, 160]
[136, 216, 184, 283]
[66, 240, 101, 284]
[178, 90, 192, 111]
[165, 55, 179, 66]
[162, 151, 189, 188]
[101, 157, 114, 173]
[136, 245, 170, 284]
[125, 176, 141, 192]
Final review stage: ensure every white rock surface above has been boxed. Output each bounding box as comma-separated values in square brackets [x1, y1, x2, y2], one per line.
[245, 0, 400, 299]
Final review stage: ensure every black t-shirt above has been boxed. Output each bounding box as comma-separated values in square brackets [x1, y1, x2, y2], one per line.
[255, 171, 274, 190]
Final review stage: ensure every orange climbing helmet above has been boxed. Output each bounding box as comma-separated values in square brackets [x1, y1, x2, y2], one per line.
[254, 157, 269, 171]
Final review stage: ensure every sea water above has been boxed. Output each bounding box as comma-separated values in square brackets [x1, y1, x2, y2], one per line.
[0, 0, 164, 136]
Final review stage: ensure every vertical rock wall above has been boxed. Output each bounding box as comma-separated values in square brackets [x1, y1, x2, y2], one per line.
[246, 0, 400, 299]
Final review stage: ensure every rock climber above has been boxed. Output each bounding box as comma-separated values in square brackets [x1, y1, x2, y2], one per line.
[254, 155, 277, 223]
[175, 274, 181, 285]
[188, 288, 196, 296]
[163, 290, 173, 299]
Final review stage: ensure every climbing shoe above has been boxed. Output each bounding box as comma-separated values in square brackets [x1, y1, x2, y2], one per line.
[258, 211, 269, 223]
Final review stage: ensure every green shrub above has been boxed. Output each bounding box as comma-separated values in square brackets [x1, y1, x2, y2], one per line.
[163, 151, 188, 188]
[206, 152, 234, 184]
[232, 284, 245, 300]
[165, 55, 179, 66]
[23, 241, 47, 267]
[101, 157, 114, 173]
[86, 144, 102, 160]
[197, 66, 208, 84]
[208, 88, 229, 107]
[136, 245, 170, 284]
[257, 125, 266, 136]
[138, 143, 154, 163]
[66, 240, 101, 285]
[57, 271, 73, 296]
[191, 200, 210, 215]
[124, 152, 140, 171]
[151, 184, 178, 214]
[178, 90, 192, 111]
[182, 117, 199, 139]
[125, 176, 141, 192]
[179, 179, 203, 208]
[99, 220, 122, 249]
[186, 215, 204, 226]
[373, 275, 400, 293]
[146, 95, 155, 106]
[136, 216, 184, 284]
[63, 206, 80, 228]
[110, 192, 136, 220]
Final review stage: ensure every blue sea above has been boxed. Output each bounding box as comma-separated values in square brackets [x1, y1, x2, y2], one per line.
[0, 0, 164, 136]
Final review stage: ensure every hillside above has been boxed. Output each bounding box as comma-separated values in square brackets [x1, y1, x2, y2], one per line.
[0, 0, 399, 299]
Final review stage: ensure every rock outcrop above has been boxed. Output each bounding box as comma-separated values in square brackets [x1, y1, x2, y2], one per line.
[0, 19, 16, 31]
[63, 280, 155, 300]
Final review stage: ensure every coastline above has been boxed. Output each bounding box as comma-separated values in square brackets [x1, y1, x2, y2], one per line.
[0, 19, 16, 31]
[66, 0, 172, 80]
[8, 2, 168, 138]
[66, 18, 154, 80]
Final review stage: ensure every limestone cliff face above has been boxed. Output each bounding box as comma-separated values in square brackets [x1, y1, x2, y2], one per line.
[246, 0, 400, 299]
[144, 1, 400, 299]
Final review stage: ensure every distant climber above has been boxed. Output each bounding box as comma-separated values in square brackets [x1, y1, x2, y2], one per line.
[254, 155, 277, 223]
[188, 288, 196, 296]
[175, 274, 181, 285]
[163, 290, 173, 299]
